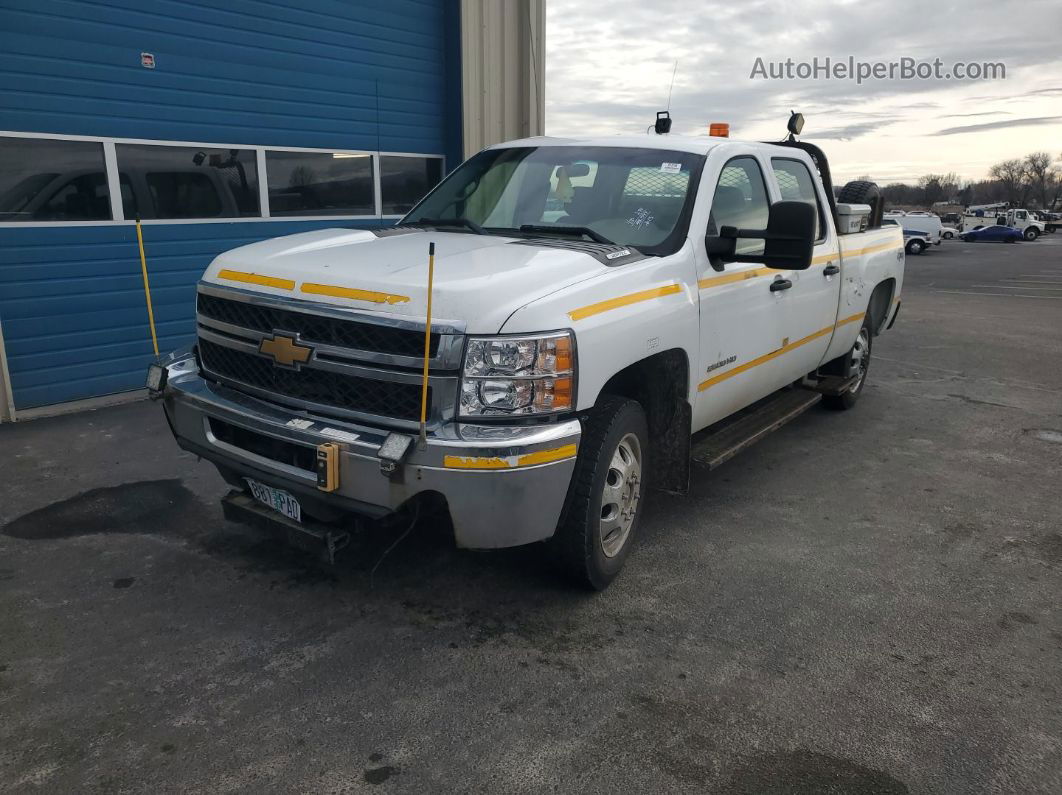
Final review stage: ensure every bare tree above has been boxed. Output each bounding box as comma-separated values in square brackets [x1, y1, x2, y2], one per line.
[1024, 152, 1056, 209]
[988, 159, 1029, 206]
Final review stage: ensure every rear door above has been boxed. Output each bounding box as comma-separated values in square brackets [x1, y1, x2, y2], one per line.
[767, 157, 842, 375]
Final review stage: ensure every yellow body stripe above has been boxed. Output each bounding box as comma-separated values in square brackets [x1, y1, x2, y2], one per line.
[568, 284, 682, 321]
[444, 443, 578, 470]
[698, 312, 865, 391]
[217, 269, 295, 290]
[697, 252, 837, 290]
[301, 283, 410, 304]
[698, 268, 769, 289]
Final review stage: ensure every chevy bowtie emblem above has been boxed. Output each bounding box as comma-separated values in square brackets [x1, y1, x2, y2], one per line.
[258, 333, 313, 368]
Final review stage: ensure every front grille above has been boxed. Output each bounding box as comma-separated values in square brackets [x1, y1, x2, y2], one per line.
[197, 293, 438, 358]
[199, 339, 427, 422]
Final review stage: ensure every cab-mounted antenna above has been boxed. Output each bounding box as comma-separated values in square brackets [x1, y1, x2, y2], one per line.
[649, 61, 678, 134]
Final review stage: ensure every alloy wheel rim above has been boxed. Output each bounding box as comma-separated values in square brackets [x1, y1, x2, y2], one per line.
[599, 433, 642, 558]
[849, 328, 870, 394]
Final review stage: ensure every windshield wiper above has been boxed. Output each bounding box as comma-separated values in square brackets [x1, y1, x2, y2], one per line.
[519, 224, 615, 246]
[404, 217, 487, 235]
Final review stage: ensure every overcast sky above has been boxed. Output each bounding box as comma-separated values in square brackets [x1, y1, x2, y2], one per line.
[544, 0, 1062, 185]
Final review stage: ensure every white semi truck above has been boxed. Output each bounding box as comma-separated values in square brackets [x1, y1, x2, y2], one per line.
[148, 115, 904, 589]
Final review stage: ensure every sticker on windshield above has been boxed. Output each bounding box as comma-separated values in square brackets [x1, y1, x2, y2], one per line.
[660, 162, 682, 174]
[627, 207, 655, 229]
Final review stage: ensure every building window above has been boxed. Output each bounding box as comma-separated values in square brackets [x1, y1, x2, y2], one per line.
[381, 156, 443, 215]
[265, 151, 374, 216]
[115, 144, 259, 219]
[0, 138, 111, 222]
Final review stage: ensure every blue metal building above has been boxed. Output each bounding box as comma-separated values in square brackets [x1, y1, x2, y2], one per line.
[0, 0, 543, 420]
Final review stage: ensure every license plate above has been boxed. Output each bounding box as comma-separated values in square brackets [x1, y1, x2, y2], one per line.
[245, 478, 301, 523]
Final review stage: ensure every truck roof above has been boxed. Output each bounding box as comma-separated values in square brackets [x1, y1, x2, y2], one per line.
[489, 134, 791, 157]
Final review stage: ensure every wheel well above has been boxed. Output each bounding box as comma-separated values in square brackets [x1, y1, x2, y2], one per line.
[868, 278, 896, 335]
[597, 349, 691, 494]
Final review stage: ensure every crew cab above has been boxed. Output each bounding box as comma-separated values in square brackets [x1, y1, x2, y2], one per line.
[149, 123, 904, 589]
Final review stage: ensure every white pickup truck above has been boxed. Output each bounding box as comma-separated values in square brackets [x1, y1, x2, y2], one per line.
[149, 123, 904, 588]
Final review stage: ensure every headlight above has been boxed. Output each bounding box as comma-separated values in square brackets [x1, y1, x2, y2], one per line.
[460, 331, 575, 417]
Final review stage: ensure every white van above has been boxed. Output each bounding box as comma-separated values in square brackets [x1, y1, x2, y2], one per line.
[884, 211, 942, 245]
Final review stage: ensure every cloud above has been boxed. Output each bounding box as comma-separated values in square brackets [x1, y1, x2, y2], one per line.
[940, 111, 1012, 118]
[933, 115, 1062, 135]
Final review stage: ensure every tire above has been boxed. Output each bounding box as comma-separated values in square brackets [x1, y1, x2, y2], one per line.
[1024, 227, 1039, 241]
[943, 231, 953, 239]
[961, 234, 973, 242]
[837, 179, 880, 206]
[906, 239, 925, 255]
[823, 317, 872, 411]
[552, 396, 648, 590]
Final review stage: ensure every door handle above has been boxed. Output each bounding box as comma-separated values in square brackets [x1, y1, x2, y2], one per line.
[823, 263, 840, 276]
[769, 278, 793, 292]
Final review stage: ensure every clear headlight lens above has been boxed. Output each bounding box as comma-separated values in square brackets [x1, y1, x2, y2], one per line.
[460, 332, 575, 417]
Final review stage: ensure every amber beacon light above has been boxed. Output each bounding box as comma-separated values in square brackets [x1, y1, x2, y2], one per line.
[709, 122, 730, 137]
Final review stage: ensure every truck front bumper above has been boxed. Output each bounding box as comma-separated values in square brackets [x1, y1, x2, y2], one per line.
[156, 351, 580, 549]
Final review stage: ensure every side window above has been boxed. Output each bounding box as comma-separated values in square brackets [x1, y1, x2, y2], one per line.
[115, 144, 259, 219]
[709, 157, 770, 256]
[0, 137, 111, 222]
[771, 158, 826, 241]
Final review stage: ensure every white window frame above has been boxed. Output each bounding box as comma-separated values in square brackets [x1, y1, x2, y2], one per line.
[0, 130, 445, 227]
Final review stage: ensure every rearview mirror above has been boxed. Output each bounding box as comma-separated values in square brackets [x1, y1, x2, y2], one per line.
[706, 200, 816, 271]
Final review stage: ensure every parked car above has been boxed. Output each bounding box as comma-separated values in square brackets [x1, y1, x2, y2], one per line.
[885, 211, 942, 245]
[941, 226, 959, 239]
[961, 225, 1023, 243]
[882, 218, 930, 254]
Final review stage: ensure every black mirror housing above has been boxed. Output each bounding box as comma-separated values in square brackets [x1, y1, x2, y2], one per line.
[706, 200, 816, 271]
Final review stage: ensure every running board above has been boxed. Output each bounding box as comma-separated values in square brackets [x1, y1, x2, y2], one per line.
[690, 390, 822, 470]
[221, 490, 351, 564]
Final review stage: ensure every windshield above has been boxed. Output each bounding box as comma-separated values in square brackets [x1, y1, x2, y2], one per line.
[402, 146, 704, 256]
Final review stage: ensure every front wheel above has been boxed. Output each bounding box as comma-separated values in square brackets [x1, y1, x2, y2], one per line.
[1024, 228, 1039, 241]
[906, 239, 925, 255]
[552, 396, 648, 590]
[823, 318, 872, 411]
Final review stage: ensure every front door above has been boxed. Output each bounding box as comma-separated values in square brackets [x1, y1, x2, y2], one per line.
[693, 155, 792, 431]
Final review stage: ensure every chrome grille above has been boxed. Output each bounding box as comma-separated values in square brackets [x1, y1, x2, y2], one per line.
[199, 340, 427, 422]
[197, 292, 438, 358]
[194, 283, 463, 428]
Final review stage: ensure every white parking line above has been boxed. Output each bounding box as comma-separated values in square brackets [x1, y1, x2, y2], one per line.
[932, 290, 1062, 300]
[972, 284, 1062, 291]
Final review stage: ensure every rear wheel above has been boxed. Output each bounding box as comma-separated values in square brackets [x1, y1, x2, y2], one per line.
[552, 396, 648, 590]
[823, 317, 872, 411]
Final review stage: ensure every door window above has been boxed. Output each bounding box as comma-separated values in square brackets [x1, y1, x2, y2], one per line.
[708, 157, 770, 255]
[771, 158, 826, 241]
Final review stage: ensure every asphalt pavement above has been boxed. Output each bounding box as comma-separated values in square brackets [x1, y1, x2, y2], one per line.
[1, 236, 1060, 793]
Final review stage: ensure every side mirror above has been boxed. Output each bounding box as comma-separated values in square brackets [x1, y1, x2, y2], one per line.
[706, 200, 816, 271]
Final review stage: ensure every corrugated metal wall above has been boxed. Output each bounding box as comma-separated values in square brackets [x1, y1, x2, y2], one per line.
[460, 0, 545, 156]
[0, 0, 461, 413]
[0, 0, 454, 154]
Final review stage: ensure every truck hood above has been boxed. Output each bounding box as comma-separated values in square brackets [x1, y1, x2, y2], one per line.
[202, 228, 608, 333]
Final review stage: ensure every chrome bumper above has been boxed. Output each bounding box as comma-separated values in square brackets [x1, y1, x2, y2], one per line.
[156, 351, 580, 549]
